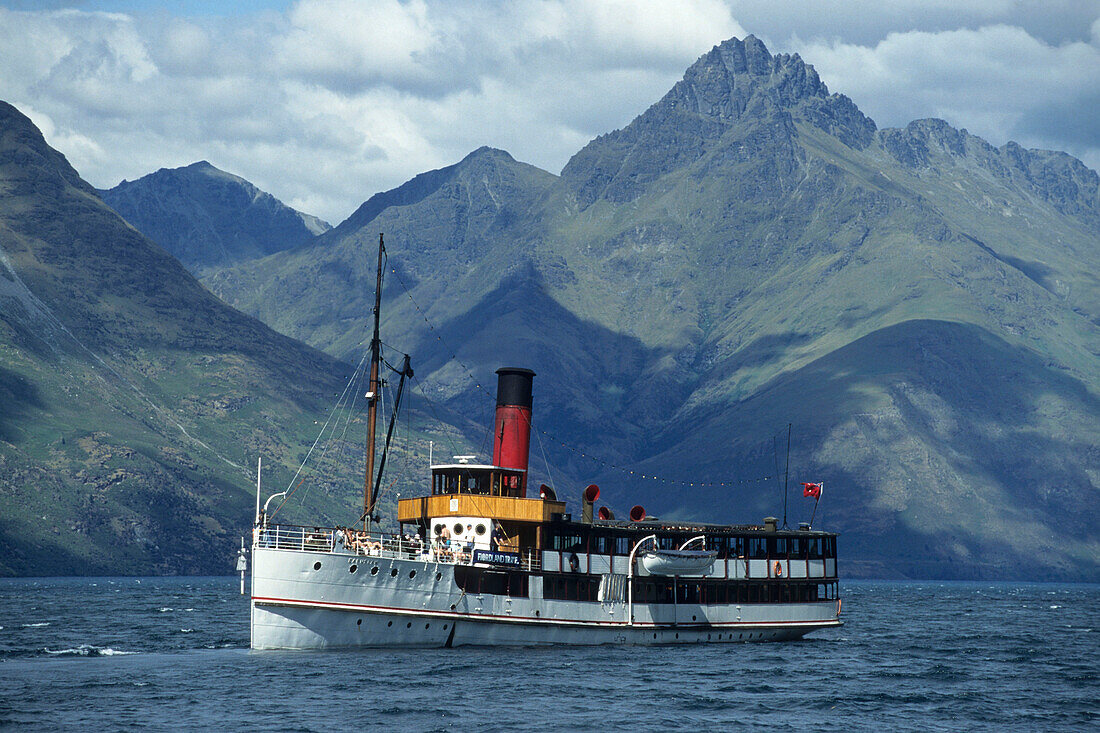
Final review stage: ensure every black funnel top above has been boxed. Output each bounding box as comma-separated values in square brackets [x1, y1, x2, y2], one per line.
[495, 367, 535, 408]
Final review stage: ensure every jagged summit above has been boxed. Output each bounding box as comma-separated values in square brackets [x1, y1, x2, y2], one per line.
[561, 35, 876, 207]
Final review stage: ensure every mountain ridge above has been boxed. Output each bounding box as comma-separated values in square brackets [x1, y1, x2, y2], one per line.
[99, 160, 330, 275]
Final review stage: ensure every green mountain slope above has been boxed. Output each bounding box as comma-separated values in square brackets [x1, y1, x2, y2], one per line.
[100, 161, 329, 275]
[205, 37, 1100, 580]
[0, 102, 401, 575]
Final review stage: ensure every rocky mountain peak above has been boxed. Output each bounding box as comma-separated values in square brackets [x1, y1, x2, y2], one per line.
[664, 35, 825, 119]
[0, 100, 98, 199]
[334, 145, 555, 236]
[560, 36, 877, 207]
[100, 161, 329, 272]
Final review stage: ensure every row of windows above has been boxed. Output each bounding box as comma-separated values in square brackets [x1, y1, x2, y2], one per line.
[543, 575, 838, 605]
[453, 566, 530, 597]
[549, 532, 838, 560]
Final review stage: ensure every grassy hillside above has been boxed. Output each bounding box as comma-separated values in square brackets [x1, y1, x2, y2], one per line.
[0, 101, 468, 575]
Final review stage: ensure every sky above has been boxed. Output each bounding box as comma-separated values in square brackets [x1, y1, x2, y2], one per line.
[2, 0, 1099, 224]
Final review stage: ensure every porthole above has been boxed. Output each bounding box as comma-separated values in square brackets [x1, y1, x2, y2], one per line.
[707, 634, 711, 640]
[406, 622, 412, 628]
[443, 624, 448, 630]
[450, 604, 456, 611]
[313, 561, 322, 570]
[692, 615, 697, 621]
[387, 620, 393, 627]
[475, 524, 487, 536]
[675, 633, 679, 639]
[356, 618, 362, 626]
[409, 570, 416, 579]
[653, 633, 657, 639]
[425, 623, 430, 629]
[390, 568, 398, 577]
[370, 566, 379, 576]
[535, 610, 540, 617]
[433, 524, 443, 536]
[453, 523, 463, 535]
[349, 564, 358, 574]
[435, 572, 442, 581]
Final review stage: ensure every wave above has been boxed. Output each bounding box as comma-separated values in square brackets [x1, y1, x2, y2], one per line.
[22, 622, 50, 627]
[43, 645, 136, 657]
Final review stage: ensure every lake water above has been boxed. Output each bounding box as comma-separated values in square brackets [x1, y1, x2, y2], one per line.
[0, 577, 1096, 730]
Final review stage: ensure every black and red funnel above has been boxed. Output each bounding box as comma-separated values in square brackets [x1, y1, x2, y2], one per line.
[492, 367, 535, 495]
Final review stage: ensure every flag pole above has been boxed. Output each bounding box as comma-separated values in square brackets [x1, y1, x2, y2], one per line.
[781, 423, 791, 529]
[809, 481, 822, 527]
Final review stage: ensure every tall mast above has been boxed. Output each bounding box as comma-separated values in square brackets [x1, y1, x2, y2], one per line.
[363, 233, 385, 529]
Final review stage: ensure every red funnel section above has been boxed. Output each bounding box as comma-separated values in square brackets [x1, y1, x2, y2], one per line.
[492, 368, 535, 496]
[598, 506, 614, 521]
[629, 505, 647, 522]
[583, 484, 600, 503]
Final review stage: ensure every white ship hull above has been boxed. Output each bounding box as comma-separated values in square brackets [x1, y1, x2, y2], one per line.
[251, 545, 841, 649]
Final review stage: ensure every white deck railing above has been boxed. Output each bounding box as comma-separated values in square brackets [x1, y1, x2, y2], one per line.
[255, 524, 541, 571]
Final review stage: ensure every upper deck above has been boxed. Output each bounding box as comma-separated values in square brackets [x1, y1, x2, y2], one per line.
[396, 462, 567, 525]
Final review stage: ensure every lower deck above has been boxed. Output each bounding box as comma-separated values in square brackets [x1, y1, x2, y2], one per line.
[251, 544, 842, 649]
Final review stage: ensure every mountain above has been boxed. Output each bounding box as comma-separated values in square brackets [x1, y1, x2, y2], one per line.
[0, 101, 450, 576]
[99, 161, 329, 274]
[201, 37, 1100, 580]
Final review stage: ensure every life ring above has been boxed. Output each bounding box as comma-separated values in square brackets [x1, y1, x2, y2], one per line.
[773, 561, 783, 577]
[568, 552, 580, 573]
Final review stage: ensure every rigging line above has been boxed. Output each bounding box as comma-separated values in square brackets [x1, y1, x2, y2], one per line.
[271, 351, 369, 520]
[389, 262, 774, 488]
[297, 360, 367, 509]
[278, 358, 365, 516]
[408, 374, 465, 461]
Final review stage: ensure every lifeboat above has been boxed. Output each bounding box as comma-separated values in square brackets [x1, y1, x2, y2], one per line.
[640, 548, 717, 576]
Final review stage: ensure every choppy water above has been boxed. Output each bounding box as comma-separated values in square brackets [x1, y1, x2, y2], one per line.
[0, 577, 1096, 730]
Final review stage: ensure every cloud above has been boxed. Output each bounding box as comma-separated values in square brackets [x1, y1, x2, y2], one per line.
[794, 24, 1100, 169]
[1, 1, 1097, 223]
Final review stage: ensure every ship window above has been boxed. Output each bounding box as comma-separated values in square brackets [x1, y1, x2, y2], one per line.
[475, 524, 487, 536]
[747, 538, 767, 559]
[773, 538, 786, 557]
[349, 565, 358, 574]
[613, 536, 629, 555]
[313, 562, 322, 571]
[552, 534, 583, 551]
[434, 524, 443, 536]
[453, 523, 464, 536]
[592, 535, 609, 554]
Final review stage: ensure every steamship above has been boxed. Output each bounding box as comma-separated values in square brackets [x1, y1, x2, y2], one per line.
[249, 238, 841, 649]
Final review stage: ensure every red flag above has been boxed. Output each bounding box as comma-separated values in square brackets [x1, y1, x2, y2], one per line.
[802, 482, 822, 499]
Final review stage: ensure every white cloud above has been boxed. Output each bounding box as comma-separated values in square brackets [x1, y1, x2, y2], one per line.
[795, 24, 1100, 165]
[1, 1, 1097, 224]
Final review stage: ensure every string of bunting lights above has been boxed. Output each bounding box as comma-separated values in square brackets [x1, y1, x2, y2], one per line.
[388, 263, 777, 490]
